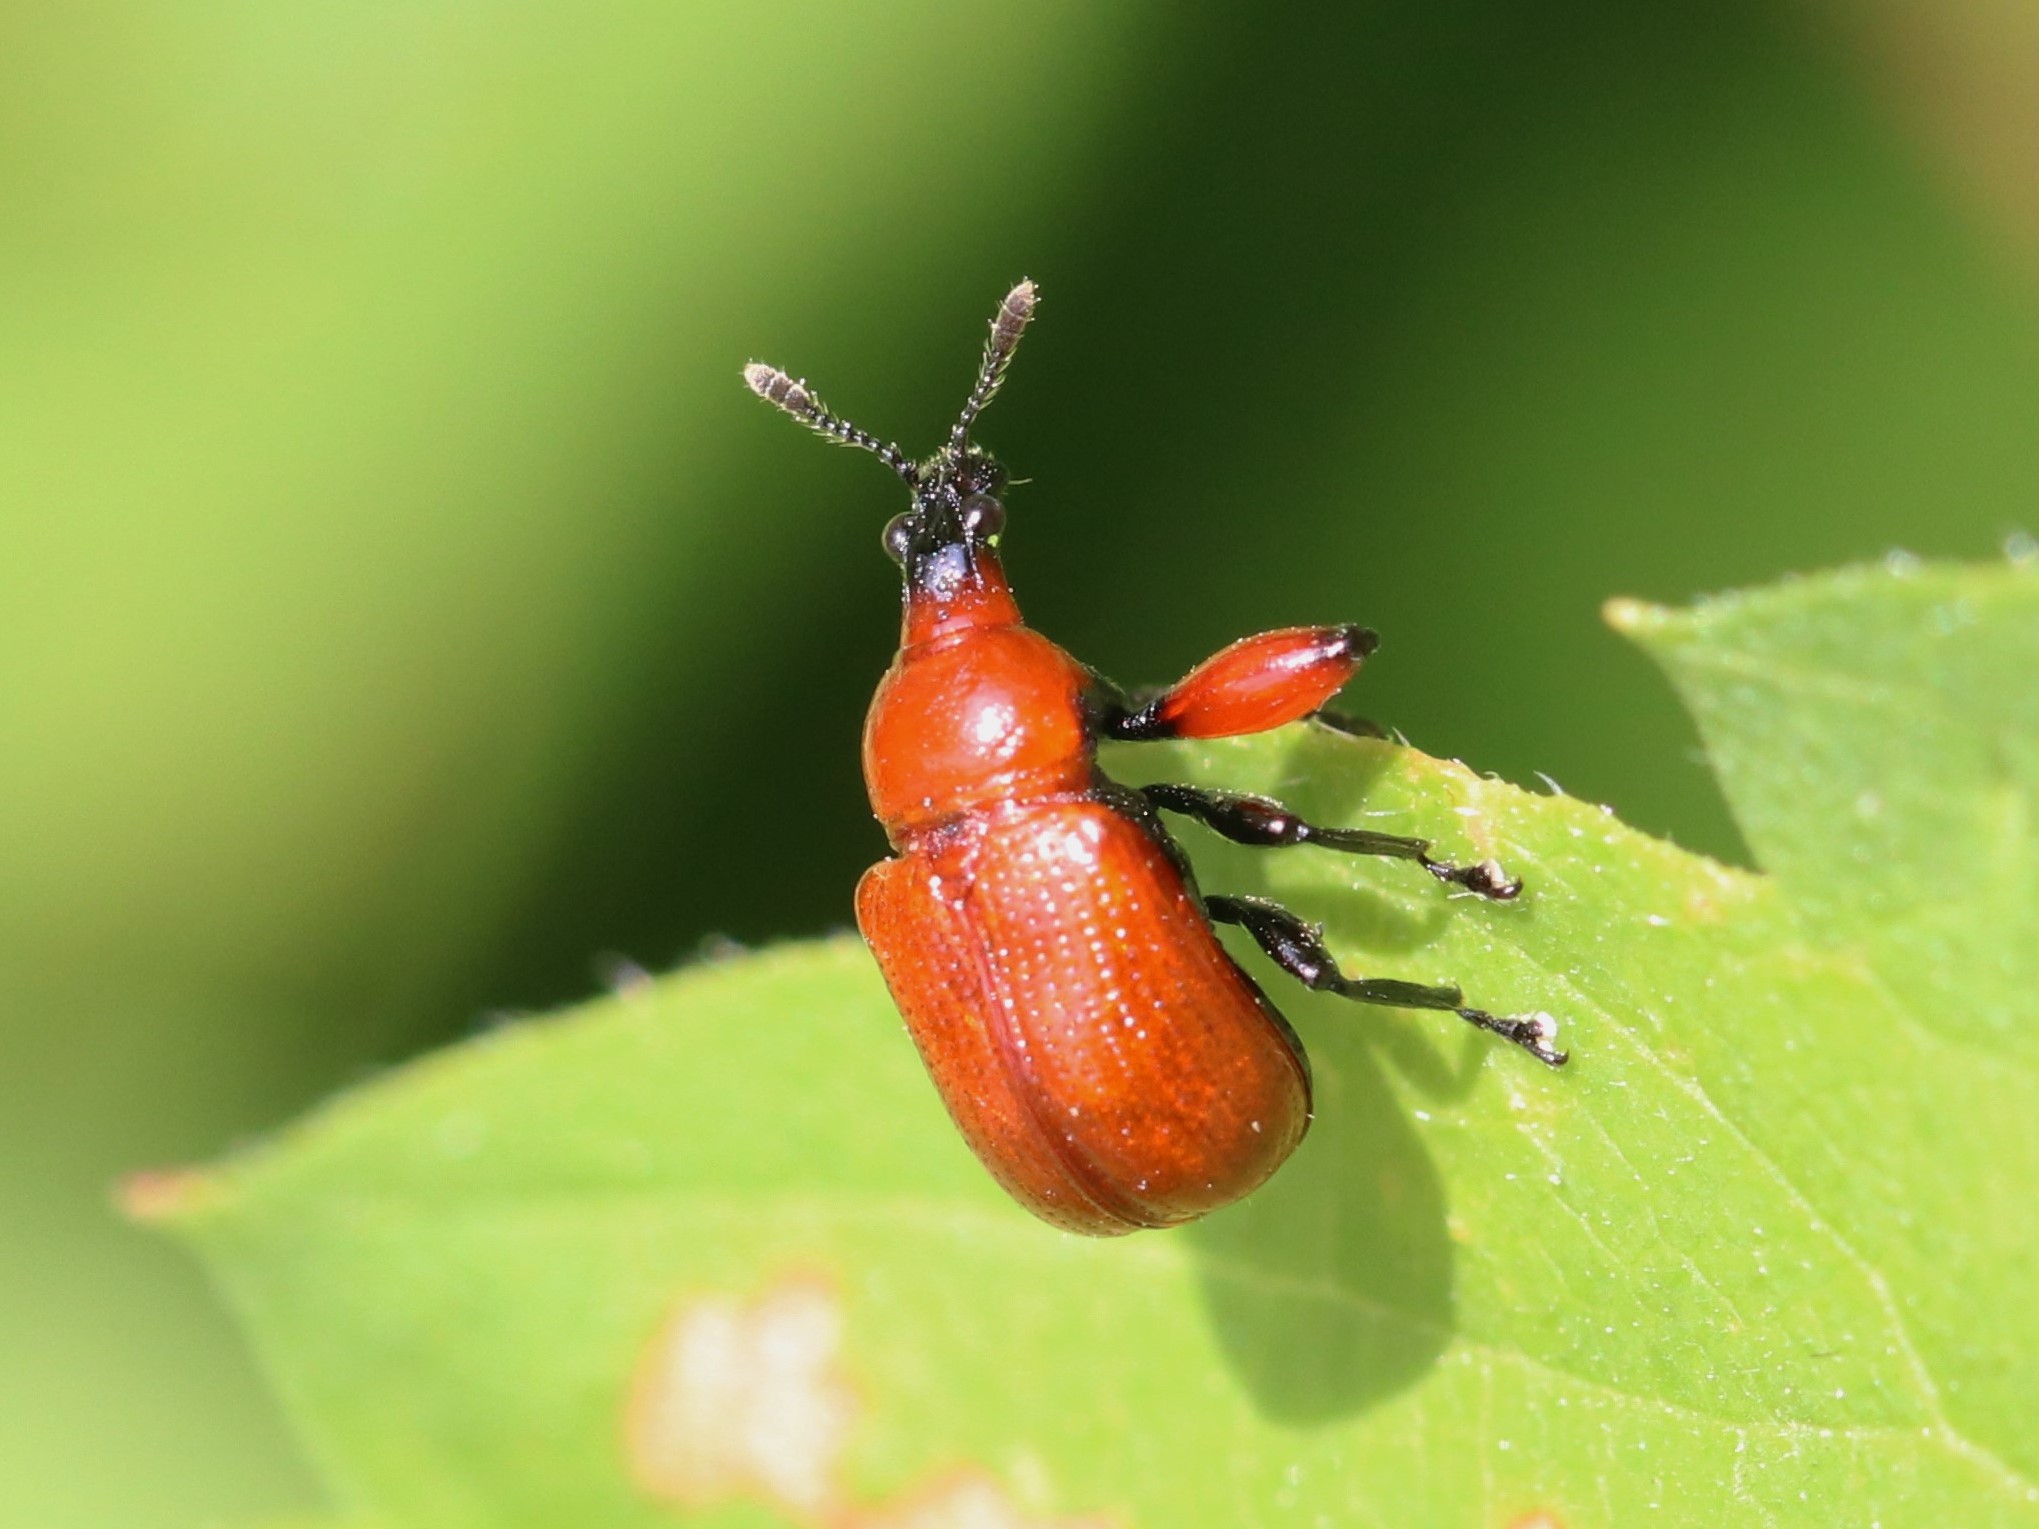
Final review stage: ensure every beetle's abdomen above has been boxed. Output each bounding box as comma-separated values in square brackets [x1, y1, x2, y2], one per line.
[856, 798, 1311, 1235]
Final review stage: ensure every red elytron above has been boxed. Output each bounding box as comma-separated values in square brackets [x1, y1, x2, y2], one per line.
[744, 281, 1565, 1236]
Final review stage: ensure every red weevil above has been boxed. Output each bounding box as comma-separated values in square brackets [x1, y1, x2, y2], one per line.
[744, 281, 1564, 1235]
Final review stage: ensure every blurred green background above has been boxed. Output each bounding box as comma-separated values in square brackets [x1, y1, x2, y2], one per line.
[4, 1, 2037, 1523]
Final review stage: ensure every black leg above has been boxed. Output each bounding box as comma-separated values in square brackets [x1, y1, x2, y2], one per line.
[1084, 672, 1149, 738]
[1206, 894, 1567, 1066]
[1144, 783, 1522, 900]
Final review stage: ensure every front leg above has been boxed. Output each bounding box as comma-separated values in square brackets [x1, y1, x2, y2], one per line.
[1108, 624, 1378, 741]
[1145, 782, 1522, 900]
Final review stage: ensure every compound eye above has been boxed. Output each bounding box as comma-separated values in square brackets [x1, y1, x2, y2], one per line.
[960, 494, 1006, 542]
[881, 513, 913, 565]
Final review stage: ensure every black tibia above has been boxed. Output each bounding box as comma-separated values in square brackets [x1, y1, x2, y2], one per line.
[1206, 895, 1568, 1067]
[1083, 671, 1147, 736]
[1107, 696, 1176, 742]
[1143, 783, 1522, 900]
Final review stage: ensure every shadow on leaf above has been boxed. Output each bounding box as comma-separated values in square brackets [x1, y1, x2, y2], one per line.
[1185, 1013, 1453, 1424]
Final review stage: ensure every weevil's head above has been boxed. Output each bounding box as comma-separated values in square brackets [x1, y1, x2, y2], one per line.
[879, 443, 1008, 601]
[744, 280, 1036, 645]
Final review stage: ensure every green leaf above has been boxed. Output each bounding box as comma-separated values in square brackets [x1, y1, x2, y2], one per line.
[143, 561, 2039, 1527]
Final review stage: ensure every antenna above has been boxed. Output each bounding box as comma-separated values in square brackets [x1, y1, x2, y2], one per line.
[948, 279, 1037, 453]
[742, 363, 918, 485]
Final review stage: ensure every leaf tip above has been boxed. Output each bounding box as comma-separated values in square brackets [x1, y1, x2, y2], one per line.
[1600, 594, 1668, 636]
[115, 1164, 224, 1227]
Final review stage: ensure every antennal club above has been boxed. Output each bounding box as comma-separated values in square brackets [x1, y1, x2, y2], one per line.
[949, 279, 1037, 453]
[743, 362, 918, 485]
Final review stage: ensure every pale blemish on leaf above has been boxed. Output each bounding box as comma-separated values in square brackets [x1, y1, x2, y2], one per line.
[624, 1276, 1117, 1528]
[625, 1272, 859, 1516]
